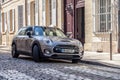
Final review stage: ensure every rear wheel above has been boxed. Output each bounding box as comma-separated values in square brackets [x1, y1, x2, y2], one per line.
[32, 45, 42, 62]
[12, 44, 19, 58]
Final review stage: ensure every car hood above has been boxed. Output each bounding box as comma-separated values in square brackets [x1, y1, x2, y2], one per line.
[46, 36, 80, 46]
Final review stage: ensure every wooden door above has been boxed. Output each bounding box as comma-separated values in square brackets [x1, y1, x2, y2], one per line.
[75, 7, 85, 44]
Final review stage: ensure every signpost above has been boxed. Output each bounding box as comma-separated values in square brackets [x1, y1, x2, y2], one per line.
[110, 32, 112, 60]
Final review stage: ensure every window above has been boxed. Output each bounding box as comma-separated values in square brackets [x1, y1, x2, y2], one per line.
[49, 0, 52, 24]
[49, 0, 57, 26]
[42, 0, 46, 26]
[2, 13, 5, 32]
[9, 9, 15, 33]
[35, 0, 39, 25]
[18, 5, 23, 30]
[93, 0, 111, 32]
[1, 12, 7, 34]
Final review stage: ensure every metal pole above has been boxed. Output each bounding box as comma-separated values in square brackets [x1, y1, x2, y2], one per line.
[110, 32, 112, 60]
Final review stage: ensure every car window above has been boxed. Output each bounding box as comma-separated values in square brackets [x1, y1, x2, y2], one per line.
[18, 28, 27, 35]
[34, 27, 44, 36]
[25, 27, 33, 35]
[45, 28, 66, 37]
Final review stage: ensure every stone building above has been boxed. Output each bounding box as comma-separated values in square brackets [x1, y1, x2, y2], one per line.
[0, 0, 120, 53]
[0, 0, 64, 46]
[64, 0, 119, 53]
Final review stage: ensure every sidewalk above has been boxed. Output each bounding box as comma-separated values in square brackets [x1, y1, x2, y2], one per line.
[0, 45, 11, 52]
[83, 51, 120, 67]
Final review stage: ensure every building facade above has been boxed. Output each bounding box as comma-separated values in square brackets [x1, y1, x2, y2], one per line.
[0, 0, 1, 45]
[64, 0, 119, 53]
[0, 0, 64, 46]
[1, 0, 120, 53]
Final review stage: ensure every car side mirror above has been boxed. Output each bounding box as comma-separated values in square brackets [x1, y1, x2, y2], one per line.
[27, 31, 32, 38]
[66, 32, 72, 38]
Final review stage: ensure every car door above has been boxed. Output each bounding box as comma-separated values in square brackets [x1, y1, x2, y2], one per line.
[16, 28, 27, 52]
[23, 27, 34, 54]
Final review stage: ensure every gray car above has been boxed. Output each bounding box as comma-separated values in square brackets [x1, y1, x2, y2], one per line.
[11, 26, 84, 63]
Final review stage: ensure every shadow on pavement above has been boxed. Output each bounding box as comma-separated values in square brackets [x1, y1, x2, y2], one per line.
[17, 56, 120, 69]
[18, 56, 72, 64]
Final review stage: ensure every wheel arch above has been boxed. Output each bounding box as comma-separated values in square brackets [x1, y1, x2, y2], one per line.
[31, 40, 42, 54]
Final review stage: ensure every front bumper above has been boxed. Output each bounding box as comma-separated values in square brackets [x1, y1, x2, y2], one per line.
[47, 52, 83, 60]
[41, 45, 84, 60]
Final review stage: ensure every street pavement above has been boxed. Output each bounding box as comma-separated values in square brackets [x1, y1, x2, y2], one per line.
[0, 46, 120, 80]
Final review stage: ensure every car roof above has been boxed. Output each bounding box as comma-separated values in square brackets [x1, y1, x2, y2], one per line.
[19, 26, 59, 30]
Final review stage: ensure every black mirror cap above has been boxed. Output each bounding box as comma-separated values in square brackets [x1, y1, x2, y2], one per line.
[27, 31, 32, 38]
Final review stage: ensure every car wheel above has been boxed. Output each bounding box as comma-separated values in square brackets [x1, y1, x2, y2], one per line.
[12, 44, 19, 58]
[72, 59, 79, 63]
[32, 45, 41, 62]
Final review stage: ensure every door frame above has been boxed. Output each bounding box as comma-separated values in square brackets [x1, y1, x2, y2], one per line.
[74, 0, 85, 44]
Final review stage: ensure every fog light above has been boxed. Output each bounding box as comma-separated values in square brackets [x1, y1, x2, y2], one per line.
[44, 49, 51, 55]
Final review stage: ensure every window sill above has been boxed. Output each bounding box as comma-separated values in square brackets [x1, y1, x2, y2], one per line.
[1, 32, 6, 35]
[9, 31, 15, 34]
[93, 32, 112, 34]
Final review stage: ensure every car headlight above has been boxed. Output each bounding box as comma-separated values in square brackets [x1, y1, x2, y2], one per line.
[43, 38, 53, 45]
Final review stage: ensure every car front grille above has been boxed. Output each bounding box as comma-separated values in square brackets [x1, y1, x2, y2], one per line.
[53, 45, 79, 54]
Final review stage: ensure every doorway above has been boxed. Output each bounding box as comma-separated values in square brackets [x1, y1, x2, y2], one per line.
[75, 7, 85, 45]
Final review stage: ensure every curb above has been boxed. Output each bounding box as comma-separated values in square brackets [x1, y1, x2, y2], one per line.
[81, 60, 120, 69]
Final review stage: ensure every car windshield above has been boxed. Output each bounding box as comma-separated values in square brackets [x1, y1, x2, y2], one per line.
[44, 28, 66, 37]
[34, 27, 66, 37]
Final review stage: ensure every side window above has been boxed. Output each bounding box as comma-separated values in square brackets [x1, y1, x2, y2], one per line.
[18, 28, 26, 35]
[25, 27, 33, 35]
[34, 27, 44, 36]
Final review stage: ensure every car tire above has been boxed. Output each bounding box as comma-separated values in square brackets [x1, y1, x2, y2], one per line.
[72, 59, 79, 63]
[32, 45, 41, 62]
[12, 44, 19, 58]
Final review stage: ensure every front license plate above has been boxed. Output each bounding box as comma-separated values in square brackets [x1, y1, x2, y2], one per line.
[62, 49, 75, 53]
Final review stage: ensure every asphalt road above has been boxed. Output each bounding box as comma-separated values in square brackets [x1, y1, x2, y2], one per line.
[0, 51, 120, 80]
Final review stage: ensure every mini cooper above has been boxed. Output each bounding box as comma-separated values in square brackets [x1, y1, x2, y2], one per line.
[11, 26, 84, 63]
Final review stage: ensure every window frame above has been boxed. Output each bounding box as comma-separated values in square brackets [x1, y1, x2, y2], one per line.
[93, 0, 112, 33]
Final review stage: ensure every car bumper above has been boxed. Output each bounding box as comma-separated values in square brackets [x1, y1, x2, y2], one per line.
[41, 45, 84, 60]
[43, 51, 84, 60]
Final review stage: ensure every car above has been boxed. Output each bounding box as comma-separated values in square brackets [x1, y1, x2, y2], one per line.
[11, 26, 84, 63]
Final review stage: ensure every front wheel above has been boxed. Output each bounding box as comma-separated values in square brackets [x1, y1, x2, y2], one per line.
[32, 45, 41, 62]
[12, 44, 19, 58]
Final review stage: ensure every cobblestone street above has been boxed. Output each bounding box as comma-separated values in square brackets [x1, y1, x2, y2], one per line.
[0, 51, 120, 80]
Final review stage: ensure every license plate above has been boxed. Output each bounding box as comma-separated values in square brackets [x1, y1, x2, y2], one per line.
[61, 49, 75, 53]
